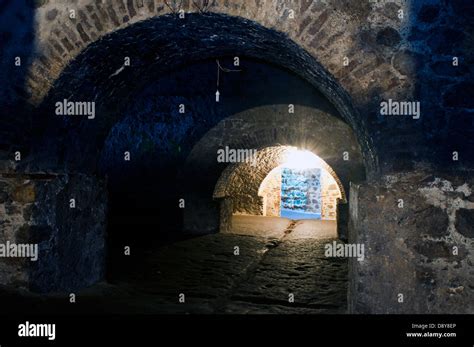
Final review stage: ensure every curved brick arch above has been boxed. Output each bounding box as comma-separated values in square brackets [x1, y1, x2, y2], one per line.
[212, 145, 347, 211]
[255, 150, 346, 203]
[29, 0, 408, 107]
[36, 14, 376, 173]
[21, 0, 414, 176]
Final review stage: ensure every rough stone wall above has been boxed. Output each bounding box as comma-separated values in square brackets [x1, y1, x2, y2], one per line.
[321, 170, 342, 220]
[218, 198, 233, 233]
[349, 172, 474, 313]
[225, 147, 286, 216]
[336, 202, 349, 241]
[281, 168, 321, 215]
[0, 173, 107, 293]
[260, 168, 281, 217]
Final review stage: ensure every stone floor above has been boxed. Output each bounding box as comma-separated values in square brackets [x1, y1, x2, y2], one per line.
[0, 216, 347, 314]
[229, 215, 338, 239]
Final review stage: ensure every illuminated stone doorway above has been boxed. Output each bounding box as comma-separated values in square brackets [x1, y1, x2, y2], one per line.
[214, 146, 345, 238]
[259, 149, 342, 221]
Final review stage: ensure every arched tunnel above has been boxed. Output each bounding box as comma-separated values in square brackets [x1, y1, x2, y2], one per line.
[6, 13, 370, 313]
[1, 0, 473, 317]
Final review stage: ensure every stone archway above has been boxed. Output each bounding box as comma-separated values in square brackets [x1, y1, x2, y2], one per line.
[26, 0, 410, 114]
[181, 103, 364, 237]
[213, 145, 346, 236]
[21, 12, 373, 252]
[24, 12, 377, 176]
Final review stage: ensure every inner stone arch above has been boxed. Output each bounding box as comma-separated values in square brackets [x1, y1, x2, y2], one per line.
[258, 149, 344, 220]
[182, 102, 364, 239]
[212, 144, 345, 237]
[29, 13, 377, 178]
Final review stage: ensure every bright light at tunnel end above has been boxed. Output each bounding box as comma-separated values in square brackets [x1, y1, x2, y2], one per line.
[282, 148, 320, 170]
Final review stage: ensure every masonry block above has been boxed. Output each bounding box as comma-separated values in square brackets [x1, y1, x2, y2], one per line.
[0, 173, 107, 293]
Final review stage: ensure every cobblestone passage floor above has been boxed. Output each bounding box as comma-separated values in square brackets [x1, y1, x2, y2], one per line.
[0, 218, 347, 314]
[105, 217, 348, 314]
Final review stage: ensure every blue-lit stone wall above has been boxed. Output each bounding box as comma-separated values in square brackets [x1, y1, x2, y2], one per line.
[280, 168, 321, 220]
